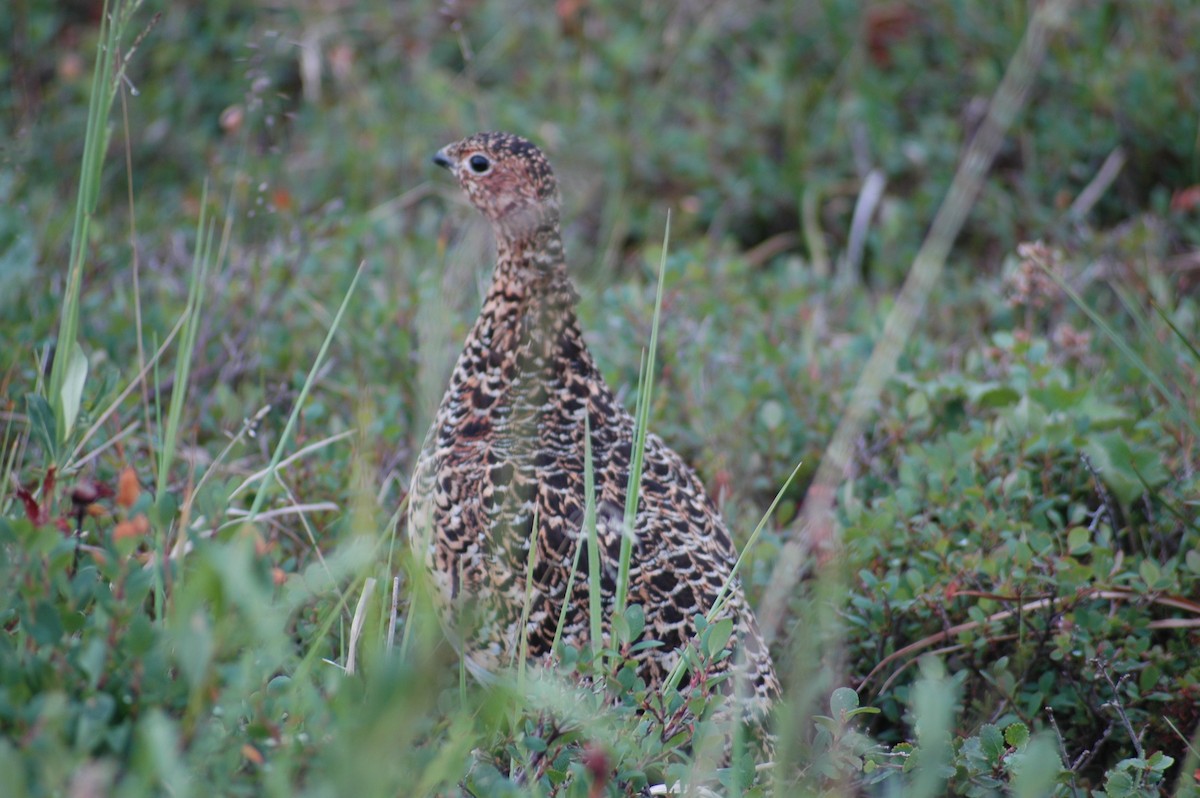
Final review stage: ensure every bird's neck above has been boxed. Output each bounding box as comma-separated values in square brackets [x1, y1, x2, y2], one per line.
[494, 221, 566, 279]
[486, 225, 578, 315]
[459, 225, 587, 380]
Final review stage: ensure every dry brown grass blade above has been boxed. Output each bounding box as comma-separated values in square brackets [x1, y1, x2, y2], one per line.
[346, 577, 377, 676]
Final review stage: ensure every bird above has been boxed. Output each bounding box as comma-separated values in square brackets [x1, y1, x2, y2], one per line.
[408, 131, 780, 742]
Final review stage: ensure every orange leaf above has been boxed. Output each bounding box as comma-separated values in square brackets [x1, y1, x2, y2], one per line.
[114, 514, 150, 541]
[242, 744, 264, 766]
[117, 467, 140, 509]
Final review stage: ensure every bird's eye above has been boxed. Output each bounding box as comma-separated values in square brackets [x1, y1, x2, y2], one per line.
[468, 154, 491, 174]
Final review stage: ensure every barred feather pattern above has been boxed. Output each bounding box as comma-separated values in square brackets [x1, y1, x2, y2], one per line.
[409, 132, 780, 732]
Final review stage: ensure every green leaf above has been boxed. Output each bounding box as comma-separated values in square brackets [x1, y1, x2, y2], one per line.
[705, 617, 734, 658]
[59, 342, 88, 441]
[1138, 558, 1163, 590]
[979, 724, 1005, 763]
[759, 399, 786, 430]
[1067, 526, 1091, 555]
[830, 686, 860, 717]
[905, 391, 930, 419]
[1084, 431, 1169, 506]
[1103, 768, 1135, 798]
[1008, 734, 1065, 798]
[29, 601, 64, 645]
[967, 382, 1020, 408]
[26, 393, 57, 462]
[1186, 550, 1200, 574]
[1147, 751, 1173, 772]
[1004, 721, 1030, 748]
[1138, 664, 1161, 693]
[1029, 383, 1086, 412]
[624, 604, 645, 642]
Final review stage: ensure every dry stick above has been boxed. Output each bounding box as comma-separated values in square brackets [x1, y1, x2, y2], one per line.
[858, 587, 1200, 693]
[1080, 452, 1119, 534]
[758, 0, 1073, 641]
[1095, 658, 1146, 761]
[873, 635, 1019, 699]
[1067, 146, 1126, 221]
[1044, 707, 1082, 796]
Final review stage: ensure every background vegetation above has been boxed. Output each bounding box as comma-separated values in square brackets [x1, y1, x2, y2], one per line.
[2, 0, 1199, 794]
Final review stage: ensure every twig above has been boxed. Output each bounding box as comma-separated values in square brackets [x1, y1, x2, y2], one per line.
[1080, 452, 1119, 534]
[1071, 723, 1114, 772]
[1068, 147, 1126, 221]
[1045, 707, 1081, 796]
[1094, 657, 1145, 761]
[743, 231, 800, 269]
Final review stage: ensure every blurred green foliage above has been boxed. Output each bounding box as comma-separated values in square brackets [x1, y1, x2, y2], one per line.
[3, 0, 1200, 795]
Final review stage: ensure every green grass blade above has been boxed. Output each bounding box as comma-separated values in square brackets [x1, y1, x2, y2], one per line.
[551, 519, 586, 655]
[48, 0, 148, 441]
[583, 415, 603, 660]
[0, 412, 21, 514]
[615, 211, 670, 617]
[661, 458, 804, 695]
[48, 0, 115, 430]
[241, 259, 367, 527]
[151, 187, 215, 620]
[155, 184, 213, 498]
[517, 506, 540, 691]
[1152, 301, 1200, 367]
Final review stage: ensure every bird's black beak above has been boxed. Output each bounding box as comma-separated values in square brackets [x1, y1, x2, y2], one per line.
[432, 148, 453, 169]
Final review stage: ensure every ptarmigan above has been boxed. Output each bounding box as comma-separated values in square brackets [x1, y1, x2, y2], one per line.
[409, 132, 779, 737]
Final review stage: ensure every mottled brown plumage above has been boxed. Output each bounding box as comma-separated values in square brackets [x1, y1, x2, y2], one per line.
[409, 132, 779, 731]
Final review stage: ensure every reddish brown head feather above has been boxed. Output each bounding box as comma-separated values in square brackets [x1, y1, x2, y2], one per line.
[435, 132, 560, 241]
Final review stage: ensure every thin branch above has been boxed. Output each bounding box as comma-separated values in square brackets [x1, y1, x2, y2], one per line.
[1067, 147, 1126, 221]
[1094, 658, 1145, 761]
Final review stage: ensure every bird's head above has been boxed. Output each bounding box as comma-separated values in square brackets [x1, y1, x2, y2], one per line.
[432, 132, 561, 240]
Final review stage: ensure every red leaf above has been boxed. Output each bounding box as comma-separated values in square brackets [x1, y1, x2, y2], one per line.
[15, 484, 44, 525]
[1171, 185, 1200, 213]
